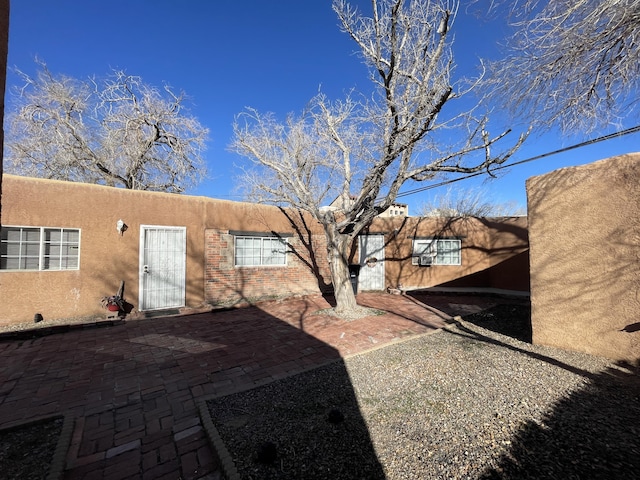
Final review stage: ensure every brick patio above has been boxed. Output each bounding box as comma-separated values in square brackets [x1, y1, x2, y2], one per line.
[0, 292, 490, 479]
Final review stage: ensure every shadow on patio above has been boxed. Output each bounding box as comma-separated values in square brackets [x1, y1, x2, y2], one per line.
[0, 292, 448, 479]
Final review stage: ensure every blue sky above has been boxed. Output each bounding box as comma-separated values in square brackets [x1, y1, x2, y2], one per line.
[6, 1, 639, 212]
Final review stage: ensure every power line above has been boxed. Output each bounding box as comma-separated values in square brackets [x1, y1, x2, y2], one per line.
[394, 124, 640, 200]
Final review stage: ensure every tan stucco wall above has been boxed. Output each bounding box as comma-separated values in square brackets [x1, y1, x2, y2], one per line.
[527, 153, 640, 363]
[484, 218, 530, 292]
[1, 174, 529, 326]
[368, 215, 529, 292]
[203, 198, 322, 235]
[0, 175, 211, 324]
[0, 175, 327, 325]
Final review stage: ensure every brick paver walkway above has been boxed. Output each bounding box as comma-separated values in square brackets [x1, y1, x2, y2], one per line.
[0, 292, 456, 479]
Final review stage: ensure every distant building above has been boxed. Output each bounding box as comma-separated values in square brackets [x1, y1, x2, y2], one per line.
[377, 202, 408, 218]
[326, 196, 409, 218]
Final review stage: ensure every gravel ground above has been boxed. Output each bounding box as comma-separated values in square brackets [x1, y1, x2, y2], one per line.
[0, 417, 63, 480]
[207, 316, 640, 480]
[2, 297, 638, 479]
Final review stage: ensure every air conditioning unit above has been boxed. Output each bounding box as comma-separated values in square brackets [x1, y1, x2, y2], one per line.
[419, 254, 433, 266]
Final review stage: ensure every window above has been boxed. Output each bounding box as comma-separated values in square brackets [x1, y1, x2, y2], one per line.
[412, 238, 461, 265]
[1, 227, 81, 271]
[235, 236, 288, 266]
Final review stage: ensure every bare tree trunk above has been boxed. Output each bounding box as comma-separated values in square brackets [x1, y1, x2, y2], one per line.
[324, 224, 358, 314]
[231, 0, 529, 316]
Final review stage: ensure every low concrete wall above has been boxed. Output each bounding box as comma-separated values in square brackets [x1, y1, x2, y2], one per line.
[527, 153, 640, 363]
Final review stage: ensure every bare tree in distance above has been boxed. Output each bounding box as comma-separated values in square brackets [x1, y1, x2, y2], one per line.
[417, 186, 525, 218]
[231, 0, 528, 315]
[6, 60, 209, 192]
[484, 0, 640, 133]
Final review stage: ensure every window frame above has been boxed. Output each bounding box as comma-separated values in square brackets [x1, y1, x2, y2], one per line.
[1, 226, 81, 271]
[412, 237, 461, 266]
[234, 234, 289, 267]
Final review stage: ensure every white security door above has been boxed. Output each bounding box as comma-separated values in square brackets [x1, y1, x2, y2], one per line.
[140, 226, 186, 311]
[358, 234, 385, 291]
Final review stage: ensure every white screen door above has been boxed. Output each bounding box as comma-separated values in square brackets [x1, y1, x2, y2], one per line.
[358, 234, 385, 291]
[139, 226, 186, 311]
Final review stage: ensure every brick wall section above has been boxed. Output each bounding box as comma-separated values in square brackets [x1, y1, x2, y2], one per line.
[204, 229, 331, 305]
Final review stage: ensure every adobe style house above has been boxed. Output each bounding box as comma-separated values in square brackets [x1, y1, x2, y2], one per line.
[358, 215, 529, 293]
[527, 153, 639, 363]
[0, 174, 529, 328]
[0, 174, 325, 325]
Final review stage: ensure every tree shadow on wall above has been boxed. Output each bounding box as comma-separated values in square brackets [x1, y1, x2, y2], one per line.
[380, 215, 530, 294]
[478, 361, 640, 479]
[276, 207, 334, 293]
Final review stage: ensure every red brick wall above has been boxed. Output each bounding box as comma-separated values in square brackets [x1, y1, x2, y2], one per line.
[204, 229, 332, 306]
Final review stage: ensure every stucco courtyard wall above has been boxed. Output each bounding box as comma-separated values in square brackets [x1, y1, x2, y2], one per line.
[1, 174, 529, 327]
[526, 153, 640, 363]
[0, 175, 333, 325]
[0, 175, 210, 325]
[366, 215, 529, 293]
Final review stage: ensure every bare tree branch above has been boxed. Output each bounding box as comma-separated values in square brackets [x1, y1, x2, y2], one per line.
[485, 0, 640, 133]
[5, 60, 209, 192]
[231, 0, 527, 314]
[417, 185, 525, 217]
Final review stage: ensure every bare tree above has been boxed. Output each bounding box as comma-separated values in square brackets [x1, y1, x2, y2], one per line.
[6, 61, 208, 192]
[417, 186, 525, 217]
[231, 0, 527, 315]
[486, 0, 640, 133]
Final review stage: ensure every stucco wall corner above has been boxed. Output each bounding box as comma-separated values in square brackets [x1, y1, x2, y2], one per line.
[526, 153, 640, 363]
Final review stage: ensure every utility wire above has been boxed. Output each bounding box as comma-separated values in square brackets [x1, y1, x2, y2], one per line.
[393, 124, 640, 200]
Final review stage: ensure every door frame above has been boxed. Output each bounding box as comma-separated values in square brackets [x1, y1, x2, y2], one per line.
[139, 225, 187, 311]
[358, 234, 386, 291]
